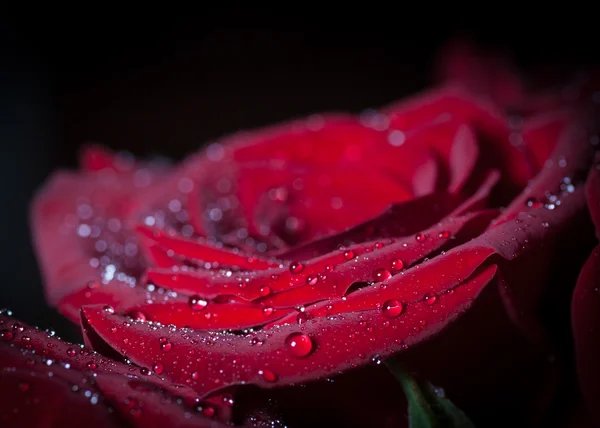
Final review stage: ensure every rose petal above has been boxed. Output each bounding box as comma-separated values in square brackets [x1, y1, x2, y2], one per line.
[571, 160, 600, 425]
[94, 374, 231, 427]
[81, 264, 496, 397]
[0, 369, 119, 428]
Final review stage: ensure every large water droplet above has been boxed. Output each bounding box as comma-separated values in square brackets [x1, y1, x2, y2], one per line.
[382, 300, 404, 318]
[152, 363, 164, 374]
[103, 305, 115, 314]
[86, 361, 98, 370]
[260, 286, 272, 296]
[343, 250, 355, 260]
[189, 296, 208, 311]
[306, 276, 319, 286]
[391, 259, 404, 271]
[285, 333, 314, 357]
[197, 405, 215, 417]
[289, 262, 304, 274]
[128, 311, 147, 322]
[258, 369, 278, 382]
[160, 342, 172, 352]
[415, 233, 426, 243]
[191, 371, 200, 380]
[296, 312, 312, 324]
[373, 268, 392, 282]
[424, 293, 437, 305]
[0, 329, 14, 341]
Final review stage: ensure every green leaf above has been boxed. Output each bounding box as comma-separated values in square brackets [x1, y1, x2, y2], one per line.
[385, 357, 476, 428]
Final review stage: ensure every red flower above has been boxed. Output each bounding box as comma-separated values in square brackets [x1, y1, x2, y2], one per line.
[1, 43, 598, 427]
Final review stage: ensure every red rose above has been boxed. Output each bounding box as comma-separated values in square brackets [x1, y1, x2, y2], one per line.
[1, 42, 598, 427]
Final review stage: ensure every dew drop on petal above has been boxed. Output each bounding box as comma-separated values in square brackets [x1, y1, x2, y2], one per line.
[189, 296, 208, 311]
[260, 286, 272, 296]
[191, 371, 200, 380]
[161, 342, 172, 352]
[391, 259, 404, 271]
[373, 268, 392, 282]
[103, 305, 115, 314]
[263, 307, 274, 316]
[128, 311, 147, 322]
[222, 395, 234, 407]
[289, 262, 304, 274]
[343, 250, 355, 260]
[306, 276, 319, 286]
[152, 363, 164, 375]
[258, 369, 278, 383]
[525, 197, 542, 208]
[382, 300, 404, 318]
[0, 329, 14, 341]
[66, 348, 76, 357]
[285, 333, 314, 358]
[415, 233, 426, 243]
[86, 361, 98, 370]
[424, 293, 437, 305]
[198, 405, 215, 417]
[438, 231, 450, 239]
[296, 312, 312, 324]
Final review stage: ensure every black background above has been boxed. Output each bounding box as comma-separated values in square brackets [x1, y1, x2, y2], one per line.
[1, 11, 599, 339]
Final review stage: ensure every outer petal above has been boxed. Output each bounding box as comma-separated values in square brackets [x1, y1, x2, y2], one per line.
[79, 184, 586, 398]
[572, 160, 600, 425]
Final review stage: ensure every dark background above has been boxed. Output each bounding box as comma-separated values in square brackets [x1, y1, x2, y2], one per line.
[1, 12, 599, 338]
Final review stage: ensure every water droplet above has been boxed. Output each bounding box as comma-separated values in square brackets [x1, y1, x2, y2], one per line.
[197, 405, 215, 417]
[0, 329, 14, 341]
[289, 262, 304, 274]
[424, 293, 437, 305]
[525, 197, 542, 208]
[306, 276, 319, 286]
[285, 333, 314, 357]
[127, 311, 147, 322]
[161, 342, 172, 352]
[102, 305, 115, 314]
[343, 250, 355, 260]
[259, 286, 272, 296]
[258, 369, 278, 382]
[86, 361, 98, 370]
[438, 231, 450, 239]
[222, 395, 234, 406]
[373, 268, 392, 282]
[263, 307, 274, 316]
[66, 348, 76, 357]
[189, 296, 208, 311]
[391, 259, 404, 271]
[152, 363, 164, 374]
[191, 371, 200, 380]
[415, 233, 426, 243]
[140, 367, 150, 375]
[382, 300, 404, 318]
[296, 312, 312, 324]
[374, 242, 384, 249]
[18, 382, 30, 392]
